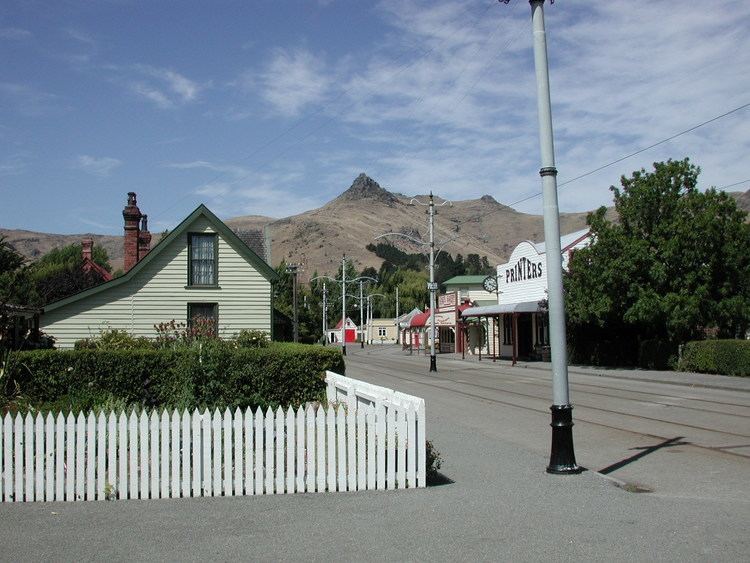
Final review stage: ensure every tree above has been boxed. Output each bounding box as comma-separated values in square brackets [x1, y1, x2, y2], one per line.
[0, 236, 40, 348]
[565, 159, 750, 366]
[30, 243, 111, 305]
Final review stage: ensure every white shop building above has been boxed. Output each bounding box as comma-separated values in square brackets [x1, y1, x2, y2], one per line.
[461, 228, 591, 362]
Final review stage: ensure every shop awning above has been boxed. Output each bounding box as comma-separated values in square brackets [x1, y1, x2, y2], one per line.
[409, 310, 432, 328]
[461, 301, 541, 317]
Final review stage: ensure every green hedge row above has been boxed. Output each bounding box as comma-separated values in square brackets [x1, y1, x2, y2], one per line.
[678, 339, 750, 377]
[4, 343, 344, 413]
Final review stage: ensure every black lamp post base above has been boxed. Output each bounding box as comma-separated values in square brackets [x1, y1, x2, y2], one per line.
[361, 341, 364, 348]
[342, 346, 347, 356]
[429, 355, 437, 372]
[546, 404, 582, 474]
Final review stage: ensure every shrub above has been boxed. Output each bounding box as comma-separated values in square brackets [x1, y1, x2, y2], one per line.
[74, 328, 152, 351]
[637, 339, 677, 370]
[426, 440, 443, 485]
[234, 329, 271, 349]
[679, 339, 750, 377]
[4, 343, 345, 413]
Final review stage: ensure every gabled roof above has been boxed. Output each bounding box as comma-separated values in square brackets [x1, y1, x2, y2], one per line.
[443, 275, 489, 286]
[44, 204, 278, 313]
[333, 317, 357, 329]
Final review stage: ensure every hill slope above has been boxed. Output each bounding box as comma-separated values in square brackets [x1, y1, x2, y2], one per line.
[4, 178, 747, 278]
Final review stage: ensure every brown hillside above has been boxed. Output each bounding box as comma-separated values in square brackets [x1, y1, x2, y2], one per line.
[24, 174, 745, 278]
[228, 173, 606, 280]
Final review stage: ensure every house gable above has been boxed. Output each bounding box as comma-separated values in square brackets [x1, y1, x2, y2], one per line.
[41, 205, 278, 348]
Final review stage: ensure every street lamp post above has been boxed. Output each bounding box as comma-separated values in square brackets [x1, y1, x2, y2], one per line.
[360, 280, 365, 348]
[285, 264, 300, 343]
[341, 255, 347, 356]
[322, 282, 327, 346]
[524, 0, 580, 474]
[375, 192, 451, 373]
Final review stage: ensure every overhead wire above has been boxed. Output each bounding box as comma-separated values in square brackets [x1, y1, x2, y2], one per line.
[454, 100, 750, 230]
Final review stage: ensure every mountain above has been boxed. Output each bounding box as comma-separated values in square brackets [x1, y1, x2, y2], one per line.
[225, 173, 605, 279]
[5, 181, 747, 279]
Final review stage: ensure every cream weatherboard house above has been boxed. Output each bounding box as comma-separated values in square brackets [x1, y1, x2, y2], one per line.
[41, 197, 277, 348]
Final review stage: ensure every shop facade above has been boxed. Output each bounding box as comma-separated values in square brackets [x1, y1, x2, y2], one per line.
[462, 229, 591, 362]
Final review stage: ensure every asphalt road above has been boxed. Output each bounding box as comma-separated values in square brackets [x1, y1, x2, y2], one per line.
[0, 346, 747, 562]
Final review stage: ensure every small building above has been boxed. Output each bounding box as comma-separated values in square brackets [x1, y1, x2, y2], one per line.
[366, 318, 399, 344]
[395, 308, 422, 346]
[462, 228, 591, 362]
[442, 275, 499, 358]
[41, 194, 277, 348]
[328, 317, 358, 343]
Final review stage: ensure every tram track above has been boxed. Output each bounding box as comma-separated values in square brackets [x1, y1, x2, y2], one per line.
[348, 357, 750, 459]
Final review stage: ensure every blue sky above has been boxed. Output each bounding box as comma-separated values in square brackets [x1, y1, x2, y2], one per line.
[2, 0, 750, 235]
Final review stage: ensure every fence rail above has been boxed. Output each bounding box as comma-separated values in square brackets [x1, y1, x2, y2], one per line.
[1, 373, 426, 502]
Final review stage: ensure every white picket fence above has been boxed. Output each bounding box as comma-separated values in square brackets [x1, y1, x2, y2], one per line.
[0, 373, 426, 502]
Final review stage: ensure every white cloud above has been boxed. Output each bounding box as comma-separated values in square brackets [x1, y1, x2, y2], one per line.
[166, 159, 325, 218]
[260, 48, 330, 117]
[73, 155, 122, 177]
[0, 28, 31, 40]
[0, 82, 61, 116]
[283, 0, 750, 213]
[128, 65, 203, 108]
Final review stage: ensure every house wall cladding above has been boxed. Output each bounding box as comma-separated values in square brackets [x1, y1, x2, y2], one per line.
[41, 217, 272, 348]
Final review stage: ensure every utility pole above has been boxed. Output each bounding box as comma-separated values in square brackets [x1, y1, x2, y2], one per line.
[396, 286, 399, 319]
[374, 192, 450, 373]
[322, 282, 327, 346]
[527, 0, 580, 474]
[359, 279, 365, 348]
[286, 263, 300, 343]
[341, 254, 347, 356]
[427, 193, 437, 372]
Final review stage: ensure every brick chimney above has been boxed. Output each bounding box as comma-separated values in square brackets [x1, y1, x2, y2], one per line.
[123, 192, 142, 272]
[81, 238, 93, 262]
[138, 214, 152, 259]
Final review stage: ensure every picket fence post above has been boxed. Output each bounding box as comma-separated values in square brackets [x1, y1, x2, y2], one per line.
[295, 406, 304, 493]
[2, 373, 426, 503]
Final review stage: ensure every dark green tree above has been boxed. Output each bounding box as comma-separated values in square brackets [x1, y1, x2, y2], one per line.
[565, 159, 750, 367]
[30, 243, 111, 305]
[0, 237, 40, 348]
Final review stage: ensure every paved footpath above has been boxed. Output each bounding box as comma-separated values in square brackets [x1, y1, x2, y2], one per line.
[0, 346, 748, 562]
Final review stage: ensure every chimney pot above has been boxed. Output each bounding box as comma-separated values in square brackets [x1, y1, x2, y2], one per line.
[82, 238, 93, 262]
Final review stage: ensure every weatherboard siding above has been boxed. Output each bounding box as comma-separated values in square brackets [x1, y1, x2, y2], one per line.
[41, 217, 272, 348]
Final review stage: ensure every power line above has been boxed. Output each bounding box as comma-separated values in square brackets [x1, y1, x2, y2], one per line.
[717, 178, 750, 191]
[457, 100, 750, 227]
[557, 101, 750, 190]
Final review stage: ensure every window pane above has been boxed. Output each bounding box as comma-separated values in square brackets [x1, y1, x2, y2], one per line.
[190, 234, 216, 285]
[188, 303, 217, 336]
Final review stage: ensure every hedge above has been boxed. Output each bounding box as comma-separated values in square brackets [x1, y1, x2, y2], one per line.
[3, 343, 345, 413]
[678, 339, 750, 377]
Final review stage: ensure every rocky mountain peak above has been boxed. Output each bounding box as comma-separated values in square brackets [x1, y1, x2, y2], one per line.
[336, 173, 399, 206]
[480, 194, 499, 205]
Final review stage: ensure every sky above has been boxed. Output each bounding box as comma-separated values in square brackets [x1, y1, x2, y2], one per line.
[2, 0, 750, 235]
